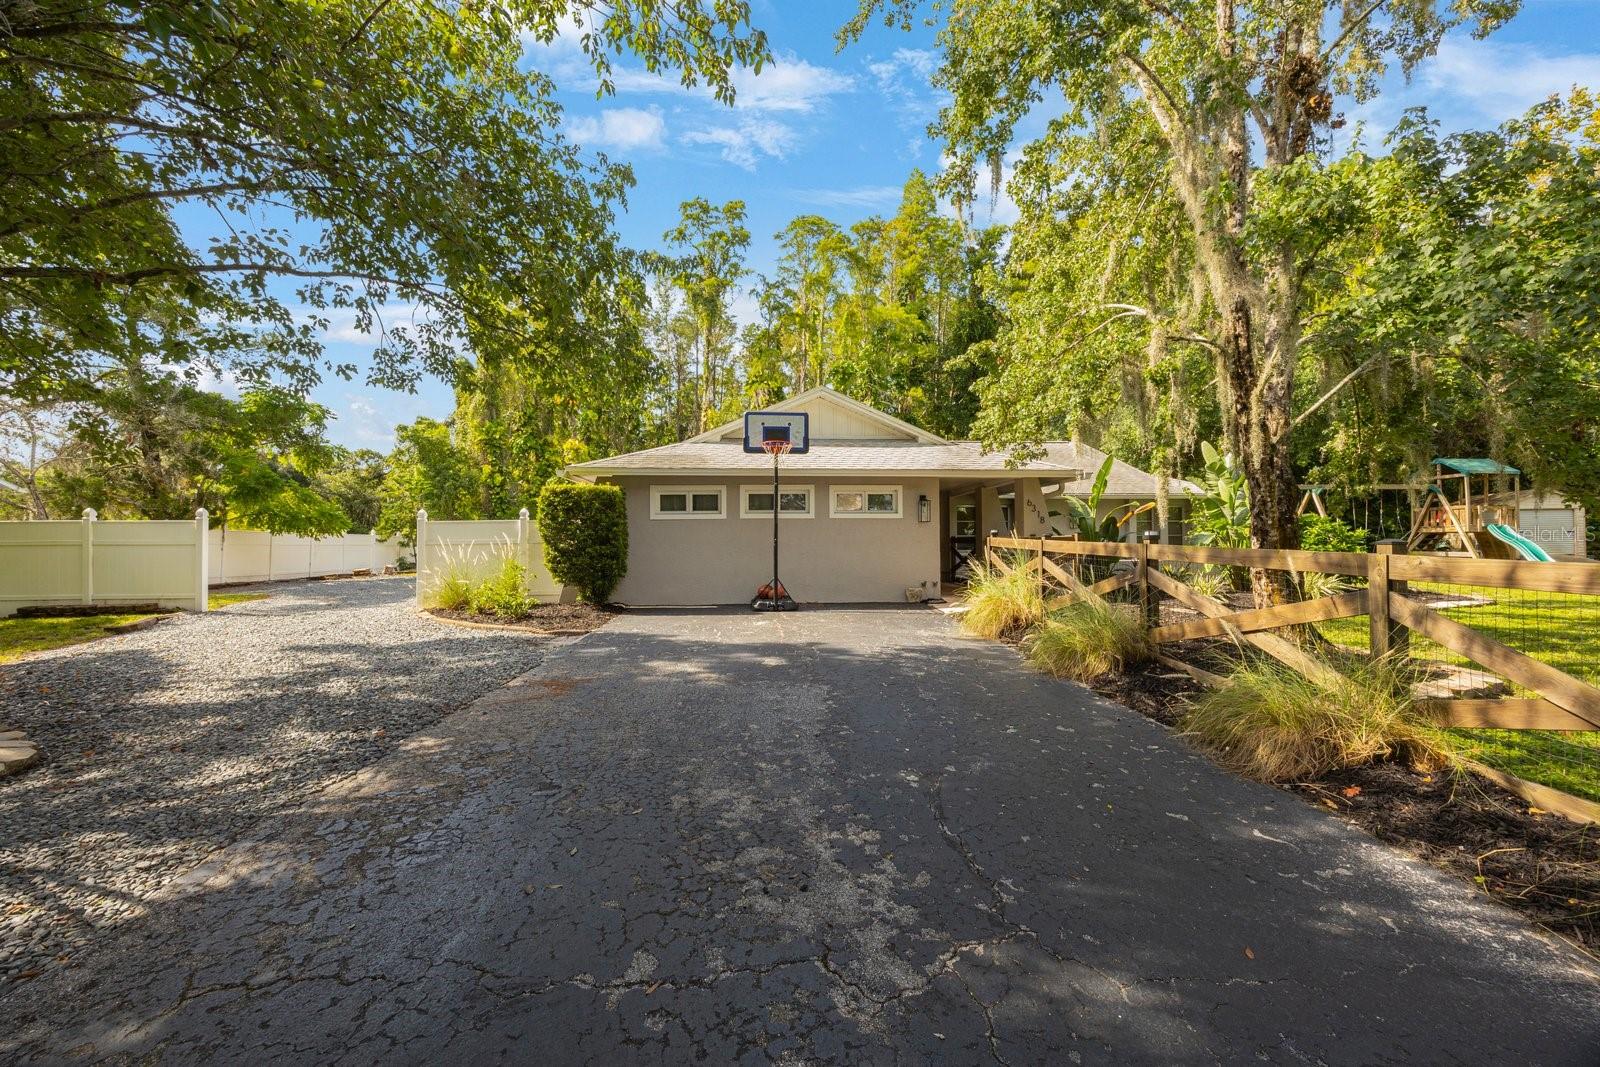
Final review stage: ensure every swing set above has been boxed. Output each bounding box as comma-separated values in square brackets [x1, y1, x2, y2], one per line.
[1300, 458, 1548, 560]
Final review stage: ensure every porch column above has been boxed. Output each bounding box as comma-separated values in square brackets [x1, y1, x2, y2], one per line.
[978, 486, 1005, 551]
[1016, 478, 1051, 537]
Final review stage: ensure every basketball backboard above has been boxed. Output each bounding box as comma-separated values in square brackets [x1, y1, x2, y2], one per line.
[742, 410, 810, 454]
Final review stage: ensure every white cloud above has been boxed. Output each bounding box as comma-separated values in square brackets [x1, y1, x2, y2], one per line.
[682, 118, 796, 170]
[1421, 38, 1600, 123]
[866, 47, 945, 157]
[191, 362, 241, 398]
[338, 394, 400, 449]
[869, 47, 937, 87]
[566, 106, 667, 151]
[299, 303, 438, 346]
[518, 13, 591, 60]
[334, 389, 453, 451]
[324, 310, 406, 345]
[588, 53, 854, 114]
[730, 54, 855, 112]
[608, 67, 693, 96]
[791, 185, 905, 209]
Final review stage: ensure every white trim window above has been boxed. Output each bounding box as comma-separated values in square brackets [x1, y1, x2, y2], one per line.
[740, 484, 815, 519]
[651, 485, 725, 519]
[830, 485, 902, 519]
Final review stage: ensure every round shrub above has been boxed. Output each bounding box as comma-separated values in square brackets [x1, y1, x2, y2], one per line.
[537, 481, 628, 604]
[1299, 514, 1367, 553]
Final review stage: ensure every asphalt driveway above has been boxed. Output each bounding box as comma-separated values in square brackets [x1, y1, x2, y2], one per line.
[3, 607, 1597, 1063]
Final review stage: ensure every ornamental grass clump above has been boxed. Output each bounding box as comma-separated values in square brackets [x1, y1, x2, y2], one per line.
[1024, 598, 1153, 681]
[425, 541, 476, 612]
[468, 557, 536, 618]
[958, 558, 1046, 640]
[1180, 655, 1445, 782]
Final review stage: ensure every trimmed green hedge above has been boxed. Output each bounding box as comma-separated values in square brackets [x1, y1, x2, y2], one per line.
[537, 481, 628, 604]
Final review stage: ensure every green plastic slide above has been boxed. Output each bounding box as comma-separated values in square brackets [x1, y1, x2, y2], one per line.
[1484, 523, 1554, 562]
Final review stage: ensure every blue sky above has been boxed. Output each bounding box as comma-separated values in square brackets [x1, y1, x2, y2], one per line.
[275, 1, 1600, 451]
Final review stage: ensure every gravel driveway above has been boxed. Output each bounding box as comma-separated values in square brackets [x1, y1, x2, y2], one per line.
[0, 577, 550, 986]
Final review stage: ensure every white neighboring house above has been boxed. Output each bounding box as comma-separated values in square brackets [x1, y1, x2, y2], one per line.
[565, 387, 1196, 605]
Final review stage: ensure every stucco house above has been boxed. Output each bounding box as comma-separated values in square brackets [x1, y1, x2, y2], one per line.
[565, 387, 1195, 605]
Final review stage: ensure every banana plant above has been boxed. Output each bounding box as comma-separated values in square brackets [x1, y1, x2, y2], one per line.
[1185, 442, 1251, 548]
[1050, 455, 1156, 541]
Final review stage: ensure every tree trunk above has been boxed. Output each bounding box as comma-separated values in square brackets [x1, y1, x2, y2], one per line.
[1217, 294, 1301, 606]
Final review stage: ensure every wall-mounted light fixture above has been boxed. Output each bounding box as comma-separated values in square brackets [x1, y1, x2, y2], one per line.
[917, 494, 932, 523]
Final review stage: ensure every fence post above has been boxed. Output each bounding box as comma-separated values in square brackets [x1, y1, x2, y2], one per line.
[518, 507, 532, 581]
[80, 507, 96, 605]
[414, 508, 428, 609]
[1369, 539, 1407, 659]
[1139, 530, 1160, 629]
[194, 508, 209, 612]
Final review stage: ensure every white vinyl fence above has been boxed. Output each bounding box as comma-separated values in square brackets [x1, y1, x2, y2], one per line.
[208, 528, 404, 584]
[0, 509, 209, 617]
[414, 508, 563, 608]
[0, 513, 410, 617]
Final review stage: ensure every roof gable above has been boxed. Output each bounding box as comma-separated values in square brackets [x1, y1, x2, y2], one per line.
[691, 387, 947, 445]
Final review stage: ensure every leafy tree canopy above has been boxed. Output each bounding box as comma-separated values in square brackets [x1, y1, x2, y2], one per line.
[1294, 93, 1600, 511]
[1, 0, 768, 407]
[17, 362, 351, 534]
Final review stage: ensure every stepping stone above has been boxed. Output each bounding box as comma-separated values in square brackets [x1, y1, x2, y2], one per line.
[1410, 662, 1510, 701]
[0, 741, 40, 777]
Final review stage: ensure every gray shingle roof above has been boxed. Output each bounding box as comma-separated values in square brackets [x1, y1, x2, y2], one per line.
[568, 439, 1197, 498]
[1036, 443, 1201, 498]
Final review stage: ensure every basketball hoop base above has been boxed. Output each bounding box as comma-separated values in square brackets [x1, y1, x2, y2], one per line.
[751, 578, 797, 612]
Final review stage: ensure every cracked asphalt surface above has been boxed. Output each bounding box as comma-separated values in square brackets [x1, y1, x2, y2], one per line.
[3, 607, 1598, 1063]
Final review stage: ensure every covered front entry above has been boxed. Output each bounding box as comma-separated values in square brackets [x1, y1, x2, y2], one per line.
[940, 476, 1182, 582]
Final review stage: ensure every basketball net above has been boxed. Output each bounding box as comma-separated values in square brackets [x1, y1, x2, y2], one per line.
[761, 438, 792, 458]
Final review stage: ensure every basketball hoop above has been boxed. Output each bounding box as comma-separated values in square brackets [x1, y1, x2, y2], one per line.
[748, 414, 803, 612]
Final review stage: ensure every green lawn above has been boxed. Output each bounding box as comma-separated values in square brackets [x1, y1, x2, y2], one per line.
[0, 592, 269, 664]
[1314, 582, 1600, 804]
[209, 591, 269, 609]
[0, 612, 159, 664]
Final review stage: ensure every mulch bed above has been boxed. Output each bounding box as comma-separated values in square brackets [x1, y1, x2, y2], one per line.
[1088, 657, 1600, 960]
[426, 603, 619, 635]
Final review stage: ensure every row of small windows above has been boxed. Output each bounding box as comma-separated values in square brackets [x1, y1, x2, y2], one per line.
[649, 485, 902, 520]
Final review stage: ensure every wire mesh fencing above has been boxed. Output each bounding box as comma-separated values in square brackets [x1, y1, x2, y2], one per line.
[984, 535, 1600, 805]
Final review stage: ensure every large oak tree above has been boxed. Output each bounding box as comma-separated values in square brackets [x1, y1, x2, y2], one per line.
[846, 0, 1518, 601]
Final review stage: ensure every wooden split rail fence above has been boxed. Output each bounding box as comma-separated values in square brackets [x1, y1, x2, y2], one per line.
[985, 535, 1600, 735]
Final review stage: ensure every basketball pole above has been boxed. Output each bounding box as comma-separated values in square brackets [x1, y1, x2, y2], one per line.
[770, 444, 780, 604]
[753, 435, 796, 611]
[747, 412, 802, 611]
